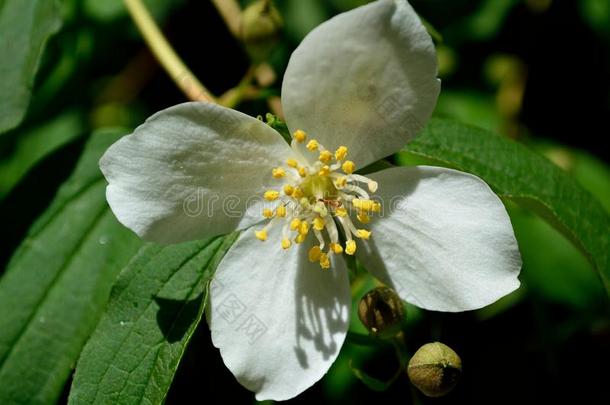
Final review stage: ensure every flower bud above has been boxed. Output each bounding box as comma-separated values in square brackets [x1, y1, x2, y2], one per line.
[240, 0, 282, 62]
[407, 342, 462, 397]
[357, 286, 405, 339]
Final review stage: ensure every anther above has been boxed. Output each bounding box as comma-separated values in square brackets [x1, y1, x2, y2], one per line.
[319, 150, 333, 164]
[283, 184, 294, 195]
[345, 240, 357, 255]
[276, 205, 287, 217]
[356, 229, 372, 240]
[329, 243, 343, 254]
[306, 139, 319, 151]
[308, 245, 322, 262]
[342, 160, 355, 174]
[335, 146, 348, 161]
[313, 217, 325, 231]
[319, 253, 330, 269]
[272, 167, 286, 178]
[255, 229, 268, 241]
[264, 190, 280, 201]
[293, 129, 307, 143]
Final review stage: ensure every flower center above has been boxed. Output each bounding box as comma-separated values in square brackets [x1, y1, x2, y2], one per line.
[254, 129, 380, 269]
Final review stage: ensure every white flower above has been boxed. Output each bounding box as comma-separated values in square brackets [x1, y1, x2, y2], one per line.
[99, 0, 521, 401]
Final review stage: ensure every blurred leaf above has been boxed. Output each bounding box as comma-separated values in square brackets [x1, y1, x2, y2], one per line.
[571, 151, 610, 213]
[83, 0, 184, 22]
[536, 144, 610, 214]
[510, 207, 605, 309]
[579, 0, 610, 39]
[398, 118, 610, 296]
[279, 0, 328, 41]
[68, 234, 237, 405]
[446, 0, 519, 43]
[0, 110, 85, 198]
[0, 129, 143, 404]
[434, 90, 501, 132]
[0, 0, 62, 134]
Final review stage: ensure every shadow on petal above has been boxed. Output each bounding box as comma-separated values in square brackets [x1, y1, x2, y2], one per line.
[293, 251, 351, 369]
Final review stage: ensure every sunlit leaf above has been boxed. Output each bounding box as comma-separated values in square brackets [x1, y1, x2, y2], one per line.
[68, 234, 237, 405]
[0, 129, 143, 404]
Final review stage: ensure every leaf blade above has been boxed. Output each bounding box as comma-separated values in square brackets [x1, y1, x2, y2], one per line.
[68, 234, 238, 405]
[0, 0, 63, 134]
[0, 129, 143, 404]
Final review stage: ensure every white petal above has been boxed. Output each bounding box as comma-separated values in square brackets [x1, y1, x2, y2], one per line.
[282, 0, 440, 168]
[100, 102, 292, 244]
[209, 229, 351, 401]
[357, 166, 521, 312]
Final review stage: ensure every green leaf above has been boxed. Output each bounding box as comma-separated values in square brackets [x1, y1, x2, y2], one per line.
[68, 233, 238, 405]
[510, 206, 605, 309]
[0, 129, 143, 404]
[398, 118, 610, 296]
[0, 110, 84, 197]
[0, 0, 63, 134]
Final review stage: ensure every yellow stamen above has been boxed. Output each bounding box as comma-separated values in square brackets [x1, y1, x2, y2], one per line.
[281, 238, 292, 249]
[264, 190, 280, 201]
[272, 167, 286, 178]
[293, 188, 304, 199]
[352, 198, 380, 212]
[345, 240, 357, 255]
[263, 208, 274, 218]
[357, 212, 370, 224]
[335, 207, 348, 217]
[356, 229, 371, 240]
[313, 202, 328, 217]
[329, 243, 343, 254]
[293, 129, 307, 143]
[368, 181, 378, 193]
[319, 253, 330, 269]
[319, 150, 333, 164]
[287, 158, 298, 168]
[276, 205, 287, 217]
[255, 230, 268, 241]
[298, 166, 307, 177]
[313, 216, 325, 231]
[299, 221, 310, 235]
[295, 233, 306, 244]
[283, 184, 294, 196]
[334, 176, 347, 188]
[306, 139, 319, 151]
[290, 218, 302, 231]
[308, 245, 322, 262]
[335, 146, 348, 160]
[318, 165, 330, 177]
[342, 160, 355, 174]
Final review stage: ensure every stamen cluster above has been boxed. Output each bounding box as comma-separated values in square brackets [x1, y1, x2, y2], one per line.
[255, 129, 381, 269]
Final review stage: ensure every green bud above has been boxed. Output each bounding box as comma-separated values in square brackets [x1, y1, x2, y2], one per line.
[357, 286, 405, 339]
[240, 0, 282, 62]
[407, 342, 462, 397]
